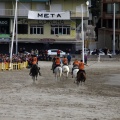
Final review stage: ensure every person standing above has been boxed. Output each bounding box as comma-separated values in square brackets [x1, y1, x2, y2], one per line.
[67, 53, 71, 65]
[84, 54, 88, 64]
[57, 49, 60, 57]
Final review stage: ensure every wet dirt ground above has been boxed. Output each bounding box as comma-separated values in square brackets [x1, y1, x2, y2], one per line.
[0, 61, 120, 120]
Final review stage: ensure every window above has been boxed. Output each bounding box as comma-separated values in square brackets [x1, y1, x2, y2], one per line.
[30, 25, 43, 34]
[107, 3, 112, 14]
[51, 25, 70, 35]
[18, 24, 28, 34]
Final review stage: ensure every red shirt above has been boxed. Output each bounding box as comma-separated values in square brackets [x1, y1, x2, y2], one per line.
[57, 50, 60, 54]
[32, 57, 37, 65]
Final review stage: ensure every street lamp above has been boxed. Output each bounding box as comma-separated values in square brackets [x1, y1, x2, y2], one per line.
[81, 1, 89, 63]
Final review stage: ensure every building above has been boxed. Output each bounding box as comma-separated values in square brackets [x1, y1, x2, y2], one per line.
[0, 0, 93, 54]
[98, 0, 120, 51]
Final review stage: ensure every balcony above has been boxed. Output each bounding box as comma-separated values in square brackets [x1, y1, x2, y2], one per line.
[0, 9, 29, 17]
[0, 9, 89, 18]
[103, 0, 120, 3]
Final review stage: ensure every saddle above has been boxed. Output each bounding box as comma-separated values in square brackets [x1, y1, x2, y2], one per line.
[63, 64, 68, 67]
[73, 66, 79, 69]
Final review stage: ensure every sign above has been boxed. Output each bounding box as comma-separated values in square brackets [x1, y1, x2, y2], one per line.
[39, 38, 55, 43]
[38, 20, 64, 25]
[28, 11, 70, 20]
[0, 18, 10, 26]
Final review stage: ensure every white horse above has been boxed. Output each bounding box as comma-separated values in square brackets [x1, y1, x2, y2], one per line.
[72, 68, 79, 83]
[54, 66, 62, 81]
[62, 65, 70, 78]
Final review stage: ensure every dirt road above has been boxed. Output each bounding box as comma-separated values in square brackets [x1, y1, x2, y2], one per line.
[0, 61, 120, 120]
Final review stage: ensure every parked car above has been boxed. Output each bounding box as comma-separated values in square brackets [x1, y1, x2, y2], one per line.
[91, 50, 112, 58]
[47, 49, 66, 57]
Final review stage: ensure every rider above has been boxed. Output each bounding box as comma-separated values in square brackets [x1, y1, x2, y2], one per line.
[53, 56, 61, 73]
[77, 59, 88, 79]
[29, 54, 41, 76]
[51, 55, 57, 70]
[71, 59, 80, 75]
[62, 56, 68, 65]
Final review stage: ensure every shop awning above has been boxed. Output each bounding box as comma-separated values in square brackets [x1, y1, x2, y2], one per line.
[0, 34, 10, 38]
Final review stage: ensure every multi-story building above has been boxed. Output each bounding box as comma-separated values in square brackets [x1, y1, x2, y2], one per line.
[98, 0, 120, 51]
[0, 0, 92, 54]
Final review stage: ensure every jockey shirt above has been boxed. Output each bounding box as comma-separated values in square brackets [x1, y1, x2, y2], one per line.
[62, 58, 68, 64]
[32, 57, 37, 65]
[55, 57, 60, 65]
[73, 60, 79, 66]
[78, 62, 84, 70]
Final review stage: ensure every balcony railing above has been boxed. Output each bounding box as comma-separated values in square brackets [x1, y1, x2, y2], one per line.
[0, 9, 89, 18]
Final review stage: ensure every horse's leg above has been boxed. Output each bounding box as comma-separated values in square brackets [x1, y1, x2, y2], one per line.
[55, 74, 57, 81]
[32, 76, 35, 82]
[60, 73, 62, 81]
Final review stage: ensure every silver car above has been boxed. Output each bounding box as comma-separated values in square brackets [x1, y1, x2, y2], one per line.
[47, 49, 66, 57]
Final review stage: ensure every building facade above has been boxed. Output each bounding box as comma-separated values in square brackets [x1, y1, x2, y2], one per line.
[0, 0, 92, 54]
[98, 0, 120, 51]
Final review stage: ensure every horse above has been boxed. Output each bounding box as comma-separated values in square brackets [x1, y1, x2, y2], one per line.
[72, 68, 79, 82]
[30, 64, 41, 82]
[54, 66, 62, 81]
[76, 70, 86, 86]
[62, 65, 70, 78]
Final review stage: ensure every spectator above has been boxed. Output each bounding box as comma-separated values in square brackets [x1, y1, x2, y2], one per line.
[57, 49, 60, 57]
[84, 54, 88, 64]
[67, 53, 72, 65]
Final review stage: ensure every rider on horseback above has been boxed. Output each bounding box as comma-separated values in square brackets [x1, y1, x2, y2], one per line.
[62, 56, 68, 65]
[51, 55, 57, 70]
[53, 57, 61, 73]
[29, 54, 41, 76]
[71, 59, 79, 75]
[77, 60, 88, 79]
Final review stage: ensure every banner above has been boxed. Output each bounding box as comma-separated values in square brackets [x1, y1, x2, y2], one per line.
[28, 11, 70, 20]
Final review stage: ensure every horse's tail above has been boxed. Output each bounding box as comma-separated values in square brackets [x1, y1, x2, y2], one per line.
[63, 66, 69, 72]
[58, 67, 62, 77]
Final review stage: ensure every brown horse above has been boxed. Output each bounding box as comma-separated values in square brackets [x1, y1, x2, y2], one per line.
[30, 64, 41, 82]
[76, 70, 86, 85]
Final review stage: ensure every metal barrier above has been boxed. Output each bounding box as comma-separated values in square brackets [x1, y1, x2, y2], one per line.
[0, 61, 28, 71]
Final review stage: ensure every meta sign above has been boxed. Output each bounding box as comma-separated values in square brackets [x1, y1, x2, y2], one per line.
[28, 10, 70, 20]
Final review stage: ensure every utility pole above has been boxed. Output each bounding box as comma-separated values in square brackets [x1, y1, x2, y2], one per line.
[113, 3, 116, 55]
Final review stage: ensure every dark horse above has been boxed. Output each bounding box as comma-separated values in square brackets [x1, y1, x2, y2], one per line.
[30, 64, 41, 81]
[76, 70, 86, 85]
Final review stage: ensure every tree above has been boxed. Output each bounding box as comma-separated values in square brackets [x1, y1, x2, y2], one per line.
[91, 0, 101, 17]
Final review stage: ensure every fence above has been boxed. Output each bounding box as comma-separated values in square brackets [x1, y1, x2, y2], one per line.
[0, 61, 28, 71]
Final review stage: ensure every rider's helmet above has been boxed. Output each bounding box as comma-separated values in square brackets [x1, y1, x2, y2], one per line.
[80, 60, 83, 62]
